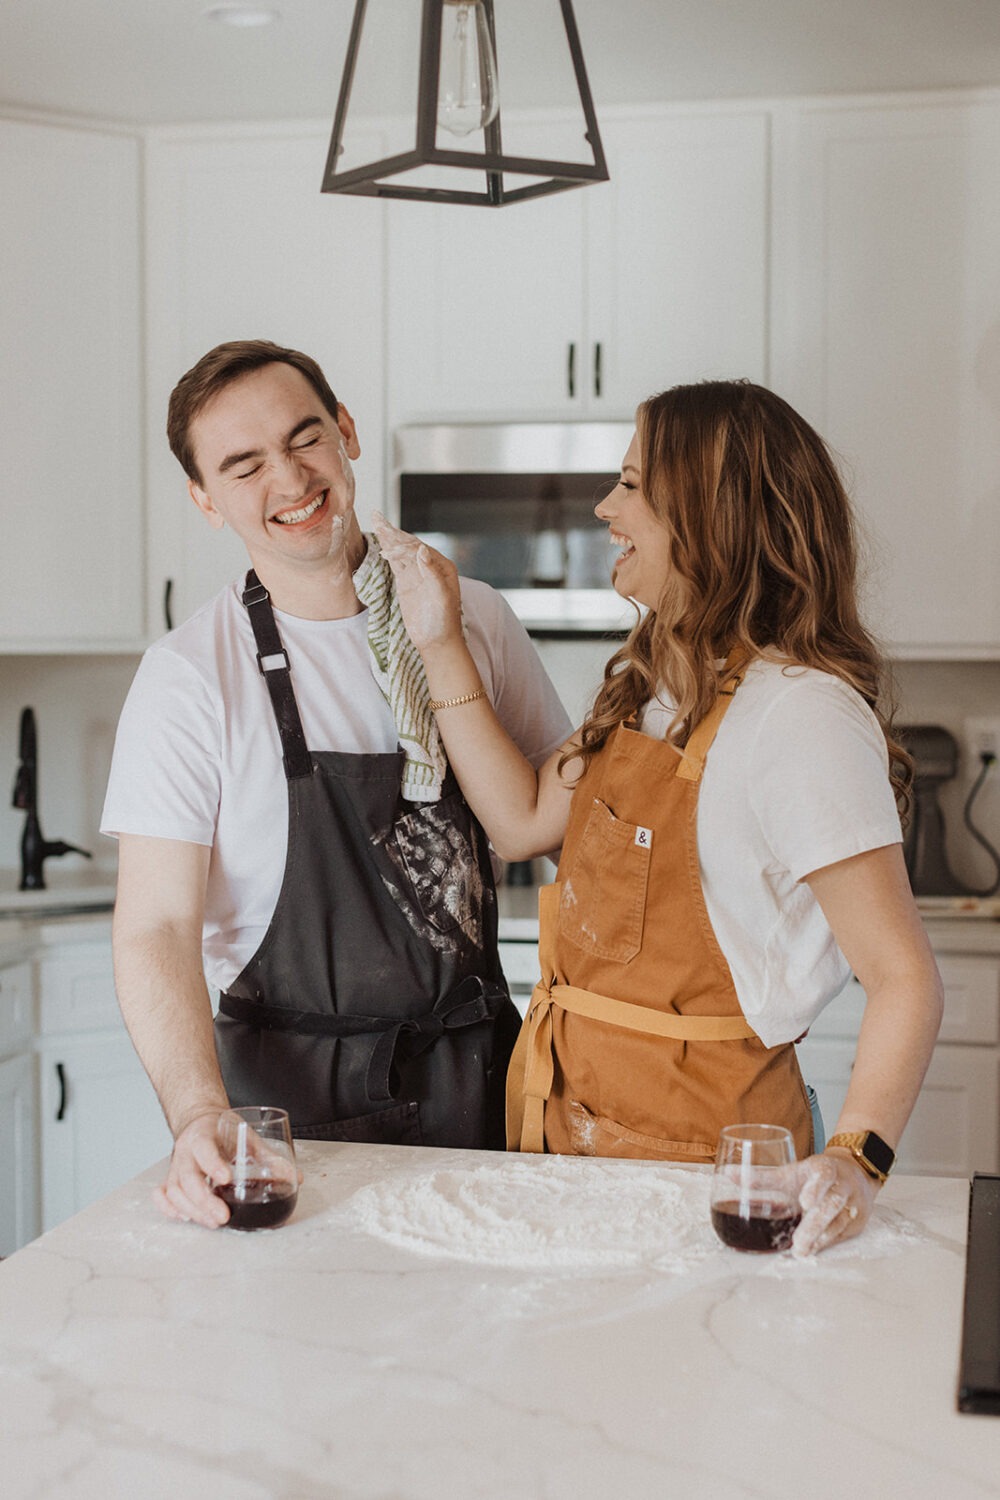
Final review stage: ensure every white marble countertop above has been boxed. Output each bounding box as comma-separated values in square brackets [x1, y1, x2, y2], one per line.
[1, 1143, 995, 1499]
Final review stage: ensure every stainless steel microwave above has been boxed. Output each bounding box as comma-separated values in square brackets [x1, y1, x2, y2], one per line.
[393, 422, 636, 638]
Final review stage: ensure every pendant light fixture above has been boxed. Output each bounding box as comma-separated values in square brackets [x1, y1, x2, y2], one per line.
[322, 0, 608, 207]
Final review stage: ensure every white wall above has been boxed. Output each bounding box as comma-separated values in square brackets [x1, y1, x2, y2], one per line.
[1, 651, 998, 894]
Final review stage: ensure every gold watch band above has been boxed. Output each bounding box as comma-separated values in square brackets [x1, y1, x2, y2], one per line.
[825, 1131, 894, 1184]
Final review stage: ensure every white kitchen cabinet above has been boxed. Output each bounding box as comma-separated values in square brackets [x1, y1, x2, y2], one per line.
[386, 107, 770, 426]
[797, 952, 1000, 1177]
[144, 124, 389, 632]
[0, 116, 143, 652]
[35, 925, 171, 1232]
[0, 958, 39, 1255]
[770, 94, 1000, 657]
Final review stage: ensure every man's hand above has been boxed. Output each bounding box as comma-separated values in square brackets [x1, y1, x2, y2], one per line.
[153, 1110, 233, 1229]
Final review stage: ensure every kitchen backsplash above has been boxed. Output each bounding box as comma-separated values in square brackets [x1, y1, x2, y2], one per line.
[1, 651, 999, 893]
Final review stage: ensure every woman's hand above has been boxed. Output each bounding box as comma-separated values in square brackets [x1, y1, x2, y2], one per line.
[372, 512, 463, 654]
[790, 1150, 880, 1256]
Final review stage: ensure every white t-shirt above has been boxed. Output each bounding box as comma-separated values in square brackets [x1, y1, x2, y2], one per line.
[101, 576, 571, 991]
[639, 658, 903, 1047]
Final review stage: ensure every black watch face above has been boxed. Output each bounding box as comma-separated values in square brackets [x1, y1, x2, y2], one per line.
[863, 1133, 895, 1175]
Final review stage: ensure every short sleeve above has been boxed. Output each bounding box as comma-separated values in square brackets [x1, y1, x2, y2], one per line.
[460, 580, 572, 768]
[748, 673, 902, 881]
[100, 646, 223, 846]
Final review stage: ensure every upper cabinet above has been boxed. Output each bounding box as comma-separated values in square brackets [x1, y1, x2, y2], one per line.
[386, 108, 770, 426]
[0, 119, 143, 651]
[770, 95, 1000, 657]
[144, 126, 388, 632]
[7, 93, 998, 657]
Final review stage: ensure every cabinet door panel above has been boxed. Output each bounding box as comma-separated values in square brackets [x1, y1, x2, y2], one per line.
[37, 943, 117, 1034]
[771, 100, 1000, 654]
[591, 112, 770, 411]
[39, 1033, 171, 1232]
[0, 1051, 39, 1254]
[0, 960, 35, 1053]
[0, 121, 142, 649]
[896, 1046, 999, 1177]
[145, 128, 388, 629]
[386, 134, 588, 423]
[935, 954, 1000, 1044]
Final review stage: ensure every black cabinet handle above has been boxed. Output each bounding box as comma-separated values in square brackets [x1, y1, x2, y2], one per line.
[594, 341, 603, 398]
[164, 578, 174, 633]
[55, 1062, 67, 1121]
[567, 342, 576, 399]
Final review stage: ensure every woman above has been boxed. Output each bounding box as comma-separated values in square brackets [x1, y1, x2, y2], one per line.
[374, 379, 942, 1255]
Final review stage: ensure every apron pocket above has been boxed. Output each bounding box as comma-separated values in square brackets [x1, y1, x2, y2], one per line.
[387, 794, 487, 940]
[558, 798, 651, 962]
[568, 1100, 715, 1162]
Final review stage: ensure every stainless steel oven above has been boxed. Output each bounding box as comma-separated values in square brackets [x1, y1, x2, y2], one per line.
[393, 422, 635, 637]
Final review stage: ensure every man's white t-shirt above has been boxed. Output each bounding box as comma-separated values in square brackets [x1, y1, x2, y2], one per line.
[639, 658, 903, 1047]
[101, 576, 571, 992]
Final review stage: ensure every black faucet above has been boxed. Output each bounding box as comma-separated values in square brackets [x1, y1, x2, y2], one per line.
[11, 706, 91, 890]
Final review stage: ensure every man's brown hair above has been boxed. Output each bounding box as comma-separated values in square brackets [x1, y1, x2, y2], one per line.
[167, 339, 340, 485]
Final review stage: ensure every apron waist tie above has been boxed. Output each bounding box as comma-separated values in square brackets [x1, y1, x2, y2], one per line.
[509, 979, 757, 1154]
[219, 975, 510, 1105]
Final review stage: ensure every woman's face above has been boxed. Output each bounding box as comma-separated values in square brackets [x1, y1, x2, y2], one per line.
[594, 431, 673, 608]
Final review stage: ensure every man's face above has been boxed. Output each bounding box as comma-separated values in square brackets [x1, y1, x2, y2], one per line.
[187, 362, 362, 576]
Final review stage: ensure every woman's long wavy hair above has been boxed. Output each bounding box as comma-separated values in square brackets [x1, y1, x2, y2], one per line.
[567, 380, 911, 814]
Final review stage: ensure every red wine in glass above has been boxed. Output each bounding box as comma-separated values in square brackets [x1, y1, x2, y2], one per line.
[711, 1198, 802, 1253]
[214, 1177, 297, 1231]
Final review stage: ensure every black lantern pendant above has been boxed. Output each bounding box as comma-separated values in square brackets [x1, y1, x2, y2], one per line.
[322, 0, 609, 207]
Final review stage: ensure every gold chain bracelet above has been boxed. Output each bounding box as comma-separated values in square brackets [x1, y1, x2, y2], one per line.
[428, 688, 487, 711]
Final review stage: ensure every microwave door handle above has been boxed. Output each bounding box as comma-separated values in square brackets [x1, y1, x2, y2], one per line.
[593, 341, 602, 399]
[567, 342, 576, 399]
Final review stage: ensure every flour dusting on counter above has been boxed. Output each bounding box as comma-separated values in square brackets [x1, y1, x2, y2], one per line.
[348, 1156, 710, 1269]
[347, 1155, 926, 1272]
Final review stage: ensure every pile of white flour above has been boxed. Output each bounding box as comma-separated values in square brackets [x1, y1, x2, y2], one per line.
[346, 1155, 923, 1273]
[350, 1156, 727, 1271]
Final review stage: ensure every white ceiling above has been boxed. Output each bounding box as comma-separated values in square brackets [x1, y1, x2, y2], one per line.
[3, 0, 1000, 128]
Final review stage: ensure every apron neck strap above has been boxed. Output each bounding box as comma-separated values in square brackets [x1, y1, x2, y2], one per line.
[675, 647, 749, 783]
[242, 570, 313, 781]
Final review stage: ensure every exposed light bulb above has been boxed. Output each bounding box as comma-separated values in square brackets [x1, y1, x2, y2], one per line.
[437, 1, 500, 138]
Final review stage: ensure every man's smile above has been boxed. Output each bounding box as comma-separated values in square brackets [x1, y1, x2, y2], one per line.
[272, 490, 328, 526]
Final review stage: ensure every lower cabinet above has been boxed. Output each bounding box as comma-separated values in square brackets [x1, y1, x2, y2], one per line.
[797, 952, 1000, 1178]
[0, 957, 39, 1256]
[0, 1051, 39, 1257]
[34, 923, 173, 1237]
[37, 1031, 173, 1233]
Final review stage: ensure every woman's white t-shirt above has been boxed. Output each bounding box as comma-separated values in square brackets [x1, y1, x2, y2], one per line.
[101, 577, 571, 992]
[639, 658, 903, 1047]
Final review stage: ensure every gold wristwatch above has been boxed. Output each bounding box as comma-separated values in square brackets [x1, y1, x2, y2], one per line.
[825, 1131, 895, 1185]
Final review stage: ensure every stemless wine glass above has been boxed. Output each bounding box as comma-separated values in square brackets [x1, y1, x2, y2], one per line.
[213, 1106, 299, 1231]
[710, 1123, 800, 1253]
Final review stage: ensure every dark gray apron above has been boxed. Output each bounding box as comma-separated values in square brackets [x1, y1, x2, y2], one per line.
[214, 571, 520, 1150]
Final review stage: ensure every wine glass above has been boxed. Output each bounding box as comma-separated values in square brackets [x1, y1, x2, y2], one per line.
[213, 1106, 299, 1231]
[710, 1123, 800, 1253]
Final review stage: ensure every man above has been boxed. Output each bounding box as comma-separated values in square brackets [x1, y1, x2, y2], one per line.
[103, 339, 570, 1228]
